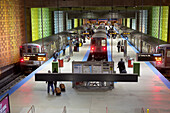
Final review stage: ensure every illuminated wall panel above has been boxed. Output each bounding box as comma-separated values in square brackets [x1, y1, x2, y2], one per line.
[66, 13, 72, 30]
[74, 19, 78, 28]
[152, 7, 160, 38]
[151, 6, 169, 42]
[132, 19, 136, 30]
[31, 8, 52, 41]
[42, 8, 52, 38]
[54, 11, 63, 34]
[161, 6, 169, 42]
[0, 0, 25, 68]
[31, 8, 42, 41]
[127, 18, 130, 28]
[139, 10, 148, 34]
[79, 19, 82, 26]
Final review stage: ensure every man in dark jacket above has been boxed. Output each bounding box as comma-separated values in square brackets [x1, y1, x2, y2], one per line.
[117, 41, 121, 52]
[117, 58, 126, 73]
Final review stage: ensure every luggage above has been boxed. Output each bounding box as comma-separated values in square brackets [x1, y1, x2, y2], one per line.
[74, 46, 77, 51]
[121, 69, 127, 73]
[55, 87, 61, 95]
[60, 84, 65, 91]
[121, 46, 124, 52]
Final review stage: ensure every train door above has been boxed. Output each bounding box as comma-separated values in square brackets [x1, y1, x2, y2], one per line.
[165, 47, 170, 66]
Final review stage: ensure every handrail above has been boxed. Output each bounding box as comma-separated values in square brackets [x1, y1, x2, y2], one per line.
[62, 106, 66, 113]
[27, 105, 35, 113]
[141, 107, 145, 113]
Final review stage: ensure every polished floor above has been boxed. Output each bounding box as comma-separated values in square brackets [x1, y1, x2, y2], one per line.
[7, 37, 170, 113]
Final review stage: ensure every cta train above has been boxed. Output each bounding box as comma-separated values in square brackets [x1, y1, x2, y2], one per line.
[20, 34, 69, 74]
[89, 28, 107, 61]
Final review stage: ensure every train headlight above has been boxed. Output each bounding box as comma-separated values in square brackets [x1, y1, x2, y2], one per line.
[38, 57, 46, 61]
[24, 57, 30, 61]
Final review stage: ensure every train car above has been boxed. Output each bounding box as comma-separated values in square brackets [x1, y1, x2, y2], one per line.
[20, 43, 46, 74]
[20, 34, 69, 74]
[90, 32, 107, 60]
[156, 44, 170, 68]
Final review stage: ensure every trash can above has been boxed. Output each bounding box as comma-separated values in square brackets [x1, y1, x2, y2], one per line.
[58, 59, 64, 67]
[133, 62, 140, 76]
[128, 58, 134, 68]
[52, 61, 58, 73]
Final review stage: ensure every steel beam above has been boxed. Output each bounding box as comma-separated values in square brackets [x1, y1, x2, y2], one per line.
[35, 73, 138, 82]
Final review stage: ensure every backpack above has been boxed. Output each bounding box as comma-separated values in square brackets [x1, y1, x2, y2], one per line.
[60, 84, 65, 91]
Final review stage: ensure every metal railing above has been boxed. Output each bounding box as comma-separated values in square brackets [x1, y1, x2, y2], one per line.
[62, 106, 66, 113]
[27, 105, 35, 113]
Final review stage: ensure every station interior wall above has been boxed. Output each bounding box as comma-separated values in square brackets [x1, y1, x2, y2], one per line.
[0, 2, 170, 71]
[120, 6, 169, 43]
[0, 0, 25, 69]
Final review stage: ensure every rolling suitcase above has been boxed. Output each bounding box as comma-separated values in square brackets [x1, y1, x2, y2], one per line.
[55, 87, 61, 96]
[60, 84, 65, 91]
[121, 69, 127, 73]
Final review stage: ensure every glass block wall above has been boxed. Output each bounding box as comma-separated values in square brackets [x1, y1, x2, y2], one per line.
[151, 6, 169, 42]
[132, 19, 136, 30]
[54, 11, 63, 34]
[79, 19, 82, 26]
[0, 0, 25, 68]
[161, 6, 169, 42]
[151, 7, 160, 38]
[139, 10, 148, 34]
[127, 18, 130, 28]
[31, 8, 52, 41]
[66, 13, 72, 30]
[74, 19, 78, 28]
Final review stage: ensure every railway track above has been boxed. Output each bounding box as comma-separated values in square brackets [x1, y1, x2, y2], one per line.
[0, 73, 25, 95]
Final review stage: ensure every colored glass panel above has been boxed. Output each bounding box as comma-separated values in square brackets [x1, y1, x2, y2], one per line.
[31, 8, 52, 41]
[74, 19, 78, 28]
[161, 6, 169, 42]
[127, 18, 130, 28]
[54, 11, 63, 34]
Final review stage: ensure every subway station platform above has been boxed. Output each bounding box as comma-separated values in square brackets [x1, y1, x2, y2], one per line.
[1, 37, 170, 113]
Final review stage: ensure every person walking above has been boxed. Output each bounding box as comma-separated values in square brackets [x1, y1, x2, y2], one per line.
[53, 68, 58, 89]
[53, 52, 58, 61]
[117, 58, 126, 73]
[63, 43, 66, 56]
[117, 41, 121, 52]
[47, 70, 54, 95]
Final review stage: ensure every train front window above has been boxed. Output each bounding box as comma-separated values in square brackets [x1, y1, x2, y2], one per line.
[28, 49, 31, 53]
[158, 49, 164, 57]
[91, 39, 95, 45]
[102, 40, 106, 46]
[33, 47, 39, 53]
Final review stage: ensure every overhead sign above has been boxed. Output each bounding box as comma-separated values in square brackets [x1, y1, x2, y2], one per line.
[137, 53, 162, 61]
[122, 33, 131, 35]
[83, 33, 89, 35]
[110, 33, 118, 35]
